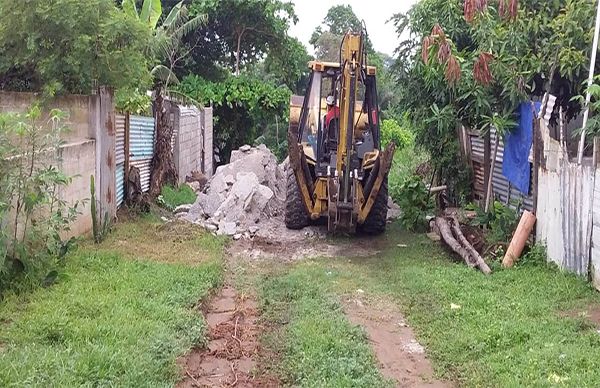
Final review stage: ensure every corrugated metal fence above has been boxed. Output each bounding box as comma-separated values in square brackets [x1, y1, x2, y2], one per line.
[129, 115, 155, 193]
[536, 121, 595, 277]
[465, 129, 534, 211]
[115, 114, 126, 206]
[114, 114, 155, 206]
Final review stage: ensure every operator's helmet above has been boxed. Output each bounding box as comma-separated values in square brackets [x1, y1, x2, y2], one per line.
[326, 95, 335, 106]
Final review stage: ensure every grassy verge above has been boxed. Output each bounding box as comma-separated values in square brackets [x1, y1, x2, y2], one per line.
[304, 224, 600, 387]
[0, 216, 224, 387]
[259, 265, 391, 387]
[159, 184, 197, 210]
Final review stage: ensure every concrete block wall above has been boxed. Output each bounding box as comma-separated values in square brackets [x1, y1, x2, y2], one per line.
[0, 89, 115, 238]
[203, 107, 214, 177]
[0, 91, 93, 141]
[58, 139, 96, 237]
[174, 105, 203, 184]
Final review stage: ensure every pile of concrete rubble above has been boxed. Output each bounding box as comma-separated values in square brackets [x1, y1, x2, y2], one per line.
[178, 144, 286, 237]
[176, 144, 401, 237]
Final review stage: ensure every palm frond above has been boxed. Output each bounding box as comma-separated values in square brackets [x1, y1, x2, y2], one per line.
[151, 65, 180, 86]
[163, 1, 184, 28]
[171, 14, 206, 41]
[140, 0, 162, 29]
[122, 0, 138, 19]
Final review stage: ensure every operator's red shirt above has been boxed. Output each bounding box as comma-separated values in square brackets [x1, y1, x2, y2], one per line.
[325, 106, 340, 128]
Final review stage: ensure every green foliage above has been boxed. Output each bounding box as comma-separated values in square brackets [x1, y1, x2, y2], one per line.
[187, 0, 297, 76]
[115, 88, 152, 115]
[310, 4, 374, 60]
[0, 218, 223, 386]
[572, 76, 600, 139]
[0, 0, 152, 95]
[380, 118, 414, 150]
[158, 185, 197, 211]
[395, 175, 433, 232]
[254, 120, 288, 161]
[0, 105, 81, 294]
[469, 200, 521, 245]
[388, 144, 430, 196]
[391, 0, 597, 204]
[259, 263, 391, 387]
[263, 36, 311, 95]
[148, 0, 206, 88]
[178, 74, 291, 162]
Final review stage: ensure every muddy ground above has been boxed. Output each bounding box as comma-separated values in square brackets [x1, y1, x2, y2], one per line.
[177, 221, 448, 387]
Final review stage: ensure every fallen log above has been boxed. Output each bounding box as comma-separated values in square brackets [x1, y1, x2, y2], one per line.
[502, 210, 537, 268]
[435, 217, 476, 270]
[451, 216, 492, 275]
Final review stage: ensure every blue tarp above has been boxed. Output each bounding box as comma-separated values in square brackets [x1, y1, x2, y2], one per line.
[502, 102, 541, 195]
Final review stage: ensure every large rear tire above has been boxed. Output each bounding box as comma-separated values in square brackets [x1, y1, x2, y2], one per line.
[359, 176, 388, 235]
[285, 169, 309, 230]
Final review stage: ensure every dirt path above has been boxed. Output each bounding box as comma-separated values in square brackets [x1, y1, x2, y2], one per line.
[179, 220, 449, 387]
[344, 296, 452, 387]
[177, 286, 261, 387]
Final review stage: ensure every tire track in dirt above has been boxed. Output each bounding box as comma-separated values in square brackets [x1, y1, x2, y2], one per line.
[177, 286, 263, 387]
[344, 297, 452, 388]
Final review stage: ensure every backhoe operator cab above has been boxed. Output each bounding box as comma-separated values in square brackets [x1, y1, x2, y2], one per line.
[286, 30, 396, 234]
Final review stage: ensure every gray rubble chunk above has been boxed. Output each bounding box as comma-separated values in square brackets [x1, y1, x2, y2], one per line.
[217, 221, 237, 236]
[174, 204, 192, 213]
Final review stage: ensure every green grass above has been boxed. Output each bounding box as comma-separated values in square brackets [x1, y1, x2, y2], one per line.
[259, 265, 392, 387]
[0, 217, 224, 387]
[299, 224, 600, 387]
[159, 184, 197, 210]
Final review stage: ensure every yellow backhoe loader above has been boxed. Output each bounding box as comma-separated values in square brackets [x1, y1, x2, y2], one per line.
[286, 29, 396, 234]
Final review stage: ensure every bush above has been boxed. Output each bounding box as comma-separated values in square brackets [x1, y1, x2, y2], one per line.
[469, 200, 521, 245]
[158, 185, 197, 211]
[380, 118, 414, 150]
[0, 105, 81, 293]
[395, 175, 433, 232]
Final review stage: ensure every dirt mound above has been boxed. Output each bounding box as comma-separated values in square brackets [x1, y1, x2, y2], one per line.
[182, 145, 287, 236]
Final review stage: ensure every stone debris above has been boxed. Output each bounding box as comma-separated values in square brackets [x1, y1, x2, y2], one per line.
[183, 144, 286, 236]
[173, 204, 192, 214]
[183, 144, 401, 237]
[387, 196, 401, 221]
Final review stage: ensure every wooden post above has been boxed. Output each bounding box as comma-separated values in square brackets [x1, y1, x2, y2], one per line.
[502, 210, 537, 268]
[593, 137, 600, 167]
[483, 131, 491, 205]
[124, 111, 131, 200]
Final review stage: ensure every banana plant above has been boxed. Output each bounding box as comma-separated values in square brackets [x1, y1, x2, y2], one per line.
[122, 0, 162, 30]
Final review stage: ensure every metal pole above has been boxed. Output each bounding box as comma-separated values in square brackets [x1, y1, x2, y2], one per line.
[577, 0, 600, 164]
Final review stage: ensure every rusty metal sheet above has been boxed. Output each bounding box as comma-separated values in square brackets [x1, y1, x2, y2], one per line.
[468, 130, 533, 211]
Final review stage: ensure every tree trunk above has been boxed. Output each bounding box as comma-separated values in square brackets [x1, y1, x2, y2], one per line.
[435, 217, 475, 269]
[450, 216, 492, 275]
[235, 31, 243, 76]
[149, 89, 178, 197]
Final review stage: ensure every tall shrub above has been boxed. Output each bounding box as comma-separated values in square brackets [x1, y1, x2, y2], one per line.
[0, 105, 81, 292]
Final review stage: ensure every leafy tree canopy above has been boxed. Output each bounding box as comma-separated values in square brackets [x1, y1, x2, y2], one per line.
[184, 0, 297, 77]
[390, 0, 598, 203]
[310, 4, 374, 62]
[178, 74, 290, 162]
[0, 0, 152, 95]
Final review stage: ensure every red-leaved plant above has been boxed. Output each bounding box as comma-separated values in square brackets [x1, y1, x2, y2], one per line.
[498, 0, 518, 20]
[421, 24, 462, 85]
[474, 52, 494, 85]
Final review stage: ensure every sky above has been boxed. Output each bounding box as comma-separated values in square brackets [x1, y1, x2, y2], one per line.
[288, 0, 419, 57]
